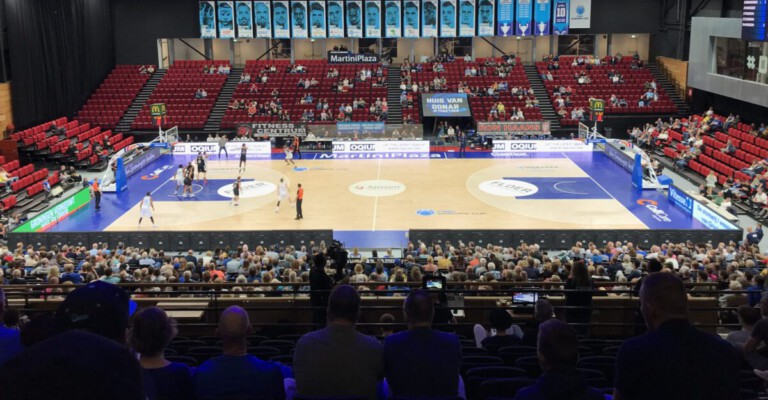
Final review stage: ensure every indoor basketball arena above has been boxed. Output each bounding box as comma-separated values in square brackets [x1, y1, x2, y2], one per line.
[0, 0, 764, 399]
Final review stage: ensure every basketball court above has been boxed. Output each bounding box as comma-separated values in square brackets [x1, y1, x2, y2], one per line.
[45, 148, 708, 236]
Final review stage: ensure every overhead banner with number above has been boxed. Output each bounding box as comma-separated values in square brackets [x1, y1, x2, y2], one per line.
[235, 1, 254, 37]
[365, 1, 381, 38]
[200, 1, 217, 38]
[309, 0, 327, 37]
[218, 1, 235, 38]
[533, 0, 551, 36]
[458, 0, 475, 37]
[384, 1, 401, 38]
[422, 0, 438, 37]
[403, 1, 420, 38]
[515, 0, 532, 36]
[440, 0, 457, 37]
[477, 0, 494, 36]
[273, 1, 290, 37]
[291, 1, 309, 38]
[497, 0, 513, 37]
[569, 0, 590, 28]
[327, 1, 345, 37]
[553, 0, 569, 34]
[254, 1, 272, 37]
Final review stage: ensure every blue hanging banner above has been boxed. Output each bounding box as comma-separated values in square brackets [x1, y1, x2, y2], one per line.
[515, 0, 532, 36]
[552, 0, 569, 35]
[533, 0, 551, 36]
[496, 0, 513, 37]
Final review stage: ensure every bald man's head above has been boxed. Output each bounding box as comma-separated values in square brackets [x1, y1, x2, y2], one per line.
[404, 289, 434, 325]
[217, 306, 251, 343]
[640, 272, 688, 330]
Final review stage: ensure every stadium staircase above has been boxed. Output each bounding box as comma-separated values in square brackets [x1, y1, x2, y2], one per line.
[648, 63, 691, 117]
[524, 64, 561, 130]
[114, 69, 166, 133]
[386, 64, 403, 124]
[204, 68, 242, 134]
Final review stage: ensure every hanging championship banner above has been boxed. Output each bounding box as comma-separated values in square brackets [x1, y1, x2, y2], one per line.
[309, 0, 327, 37]
[273, 1, 290, 38]
[235, 1, 254, 38]
[515, 0, 532, 36]
[328, 1, 345, 38]
[534, 0, 551, 36]
[422, 0, 438, 37]
[496, 0, 513, 37]
[569, 0, 590, 28]
[403, 1, 420, 38]
[384, 1, 401, 38]
[291, 1, 309, 38]
[200, 1, 218, 38]
[365, 1, 381, 38]
[439, 0, 457, 37]
[477, 0, 495, 36]
[458, 0, 475, 37]
[346, 0, 363, 37]
[553, 0, 569, 34]
[254, 1, 272, 38]
[218, 1, 235, 38]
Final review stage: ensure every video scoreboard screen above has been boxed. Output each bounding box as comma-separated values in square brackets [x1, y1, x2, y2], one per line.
[743, 0, 767, 42]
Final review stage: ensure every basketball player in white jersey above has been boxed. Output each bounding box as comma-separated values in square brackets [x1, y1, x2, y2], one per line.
[196, 152, 208, 184]
[284, 145, 296, 166]
[173, 164, 184, 195]
[137, 192, 156, 228]
[275, 178, 291, 213]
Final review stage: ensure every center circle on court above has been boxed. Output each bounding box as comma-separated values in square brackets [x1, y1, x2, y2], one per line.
[478, 179, 539, 197]
[349, 180, 406, 197]
[217, 180, 276, 198]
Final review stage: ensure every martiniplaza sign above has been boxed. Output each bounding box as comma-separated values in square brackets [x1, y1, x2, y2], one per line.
[250, 123, 307, 137]
[332, 140, 430, 154]
[477, 121, 552, 136]
[328, 51, 379, 63]
[172, 142, 271, 156]
[492, 140, 593, 153]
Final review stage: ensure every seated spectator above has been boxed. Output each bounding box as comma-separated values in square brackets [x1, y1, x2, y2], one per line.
[476, 307, 523, 354]
[384, 289, 461, 399]
[613, 273, 741, 400]
[721, 139, 736, 154]
[130, 307, 194, 400]
[194, 88, 207, 99]
[139, 65, 147, 74]
[0, 288, 22, 366]
[147, 65, 155, 74]
[294, 285, 383, 400]
[0, 168, 18, 193]
[514, 320, 604, 400]
[0, 281, 146, 398]
[726, 305, 761, 350]
[239, 73, 251, 84]
[194, 306, 285, 400]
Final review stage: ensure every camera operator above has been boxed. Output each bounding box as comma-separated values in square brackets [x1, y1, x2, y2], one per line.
[309, 242, 348, 328]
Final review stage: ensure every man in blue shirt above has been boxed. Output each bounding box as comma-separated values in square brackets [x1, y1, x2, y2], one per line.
[613, 273, 740, 400]
[0, 288, 22, 366]
[195, 306, 285, 399]
[384, 289, 461, 398]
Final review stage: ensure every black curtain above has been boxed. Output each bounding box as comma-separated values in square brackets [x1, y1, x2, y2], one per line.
[6, 0, 114, 128]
